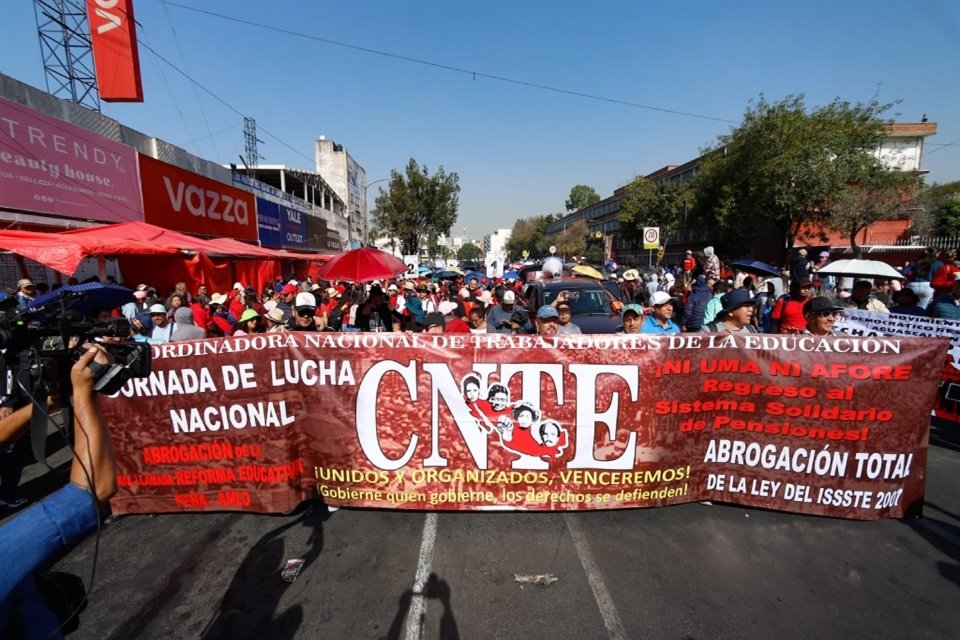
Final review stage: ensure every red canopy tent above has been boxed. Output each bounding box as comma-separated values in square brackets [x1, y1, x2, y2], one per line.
[0, 221, 338, 295]
[64, 222, 334, 294]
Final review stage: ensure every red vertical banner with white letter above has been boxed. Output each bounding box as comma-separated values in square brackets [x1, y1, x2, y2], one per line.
[86, 0, 144, 102]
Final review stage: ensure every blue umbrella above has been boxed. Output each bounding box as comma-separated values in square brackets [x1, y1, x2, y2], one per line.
[433, 270, 462, 280]
[417, 265, 432, 274]
[729, 259, 782, 278]
[463, 270, 485, 283]
[26, 282, 134, 320]
[502, 270, 519, 280]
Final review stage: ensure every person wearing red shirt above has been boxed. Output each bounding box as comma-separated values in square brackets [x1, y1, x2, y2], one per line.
[771, 279, 813, 333]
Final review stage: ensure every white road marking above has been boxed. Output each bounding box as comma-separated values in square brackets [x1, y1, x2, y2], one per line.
[404, 512, 439, 640]
[565, 513, 630, 640]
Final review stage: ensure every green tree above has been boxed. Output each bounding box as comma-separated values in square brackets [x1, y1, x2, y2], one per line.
[617, 176, 689, 259]
[371, 158, 460, 256]
[554, 218, 587, 260]
[505, 214, 557, 259]
[584, 235, 606, 264]
[427, 237, 452, 261]
[690, 94, 896, 261]
[826, 166, 920, 258]
[457, 243, 483, 260]
[920, 181, 960, 236]
[566, 185, 601, 212]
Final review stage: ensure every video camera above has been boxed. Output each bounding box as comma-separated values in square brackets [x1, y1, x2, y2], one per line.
[0, 289, 151, 397]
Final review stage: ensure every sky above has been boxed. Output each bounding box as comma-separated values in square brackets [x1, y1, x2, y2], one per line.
[1, 0, 958, 240]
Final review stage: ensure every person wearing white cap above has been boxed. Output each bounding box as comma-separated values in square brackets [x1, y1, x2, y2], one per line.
[486, 290, 530, 334]
[148, 303, 176, 343]
[291, 292, 322, 331]
[641, 291, 680, 335]
[15, 279, 36, 311]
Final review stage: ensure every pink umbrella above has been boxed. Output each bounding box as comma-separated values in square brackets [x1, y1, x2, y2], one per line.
[315, 247, 407, 282]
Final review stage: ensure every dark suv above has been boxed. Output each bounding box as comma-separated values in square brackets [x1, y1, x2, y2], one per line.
[520, 278, 622, 333]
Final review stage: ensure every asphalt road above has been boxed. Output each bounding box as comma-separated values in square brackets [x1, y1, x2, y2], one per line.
[4, 429, 959, 640]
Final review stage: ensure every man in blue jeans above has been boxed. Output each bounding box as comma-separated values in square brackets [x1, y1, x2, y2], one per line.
[0, 345, 118, 638]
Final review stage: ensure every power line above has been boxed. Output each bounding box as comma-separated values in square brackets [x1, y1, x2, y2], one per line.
[135, 39, 317, 167]
[161, 0, 737, 125]
[160, 0, 222, 160]
[924, 138, 960, 157]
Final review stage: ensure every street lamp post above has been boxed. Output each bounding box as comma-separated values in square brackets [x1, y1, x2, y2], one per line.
[362, 177, 389, 247]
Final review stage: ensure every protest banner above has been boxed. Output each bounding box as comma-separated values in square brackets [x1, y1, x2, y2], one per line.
[837, 310, 960, 426]
[101, 333, 946, 520]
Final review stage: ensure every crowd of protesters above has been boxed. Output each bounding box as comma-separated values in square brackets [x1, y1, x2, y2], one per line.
[0, 245, 956, 510]
[3, 244, 958, 346]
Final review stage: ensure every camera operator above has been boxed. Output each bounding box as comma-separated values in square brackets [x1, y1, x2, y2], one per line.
[0, 345, 118, 636]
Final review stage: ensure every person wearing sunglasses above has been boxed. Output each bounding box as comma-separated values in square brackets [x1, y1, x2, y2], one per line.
[803, 297, 844, 336]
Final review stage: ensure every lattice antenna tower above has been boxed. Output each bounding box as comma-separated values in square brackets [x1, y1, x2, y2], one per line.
[32, 0, 101, 111]
[243, 117, 264, 170]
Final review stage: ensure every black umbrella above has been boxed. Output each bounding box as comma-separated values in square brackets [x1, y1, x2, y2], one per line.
[729, 259, 782, 278]
[27, 282, 134, 320]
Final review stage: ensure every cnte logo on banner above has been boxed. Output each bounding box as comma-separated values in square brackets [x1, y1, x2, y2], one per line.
[162, 177, 250, 225]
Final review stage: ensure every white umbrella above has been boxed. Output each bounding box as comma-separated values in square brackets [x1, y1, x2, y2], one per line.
[815, 259, 902, 280]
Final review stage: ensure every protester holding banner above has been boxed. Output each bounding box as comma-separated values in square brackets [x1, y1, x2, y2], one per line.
[803, 297, 843, 336]
[641, 292, 681, 335]
[619, 303, 643, 334]
[702, 289, 757, 334]
[290, 292, 323, 332]
[535, 305, 561, 335]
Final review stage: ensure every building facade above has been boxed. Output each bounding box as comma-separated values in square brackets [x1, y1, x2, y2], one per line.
[545, 122, 938, 266]
[314, 136, 367, 247]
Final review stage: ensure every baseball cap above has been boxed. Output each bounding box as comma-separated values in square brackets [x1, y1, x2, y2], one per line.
[503, 291, 516, 304]
[537, 305, 559, 320]
[621, 303, 643, 316]
[148, 303, 166, 314]
[649, 291, 672, 306]
[17, 278, 35, 289]
[295, 292, 316, 308]
[281, 284, 298, 296]
[424, 312, 445, 328]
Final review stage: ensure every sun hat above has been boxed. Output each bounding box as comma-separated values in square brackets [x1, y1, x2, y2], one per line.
[265, 308, 287, 324]
[719, 289, 754, 315]
[239, 308, 260, 323]
[622, 269, 640, 281]
[148, 303, 166, 314]
[805, 297, 843, 315]
[210, 292, 228, 306]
